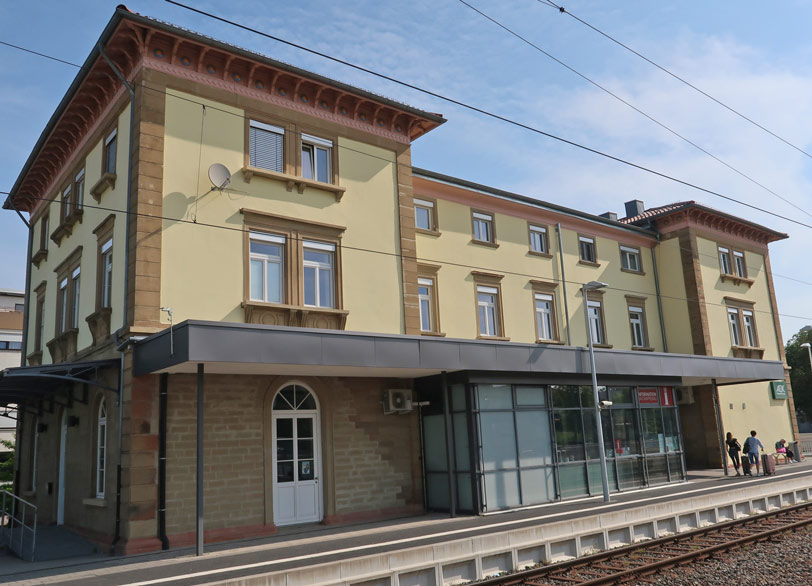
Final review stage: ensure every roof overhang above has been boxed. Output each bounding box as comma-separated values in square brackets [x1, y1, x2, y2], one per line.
[133, 321, 784, 387]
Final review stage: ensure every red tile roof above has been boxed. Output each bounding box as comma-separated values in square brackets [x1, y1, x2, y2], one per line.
[619, 201, 695, 224]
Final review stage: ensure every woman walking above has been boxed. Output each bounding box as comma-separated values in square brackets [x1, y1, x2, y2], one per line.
[726, 432, 742, 476]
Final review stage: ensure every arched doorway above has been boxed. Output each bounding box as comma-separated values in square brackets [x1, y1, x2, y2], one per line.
[271, 383, 322, 525]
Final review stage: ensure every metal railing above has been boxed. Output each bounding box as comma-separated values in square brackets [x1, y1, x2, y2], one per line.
[801, 439, 812, 456]
[1, 490, 37, 561]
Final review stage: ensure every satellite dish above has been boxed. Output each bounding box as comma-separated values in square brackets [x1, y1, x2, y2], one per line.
[208, 163, 232, 190]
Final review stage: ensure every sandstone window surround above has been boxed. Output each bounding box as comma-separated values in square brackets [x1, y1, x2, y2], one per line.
[530, 280, 561, 344]
[32, 213, 49, 268]
[718, 245, 754, 287]
[724, 296, 764, 359]
[626, 295, 653, 351]
[242, 118, 346, 200]
[472, 271, 507, 341]
[578, 234, 599, 266]
[48, 246, 83, 363]
[27, 281, 47, 366]
[51, 166, 86, 246]
[619, 244, 644, 275]
[528, 224, 551, 257]
[586, 289, 610, 348]
[241, 208, 348, 329]
[86, 214, 115, 347]
[414, 197, 440, 235]
[471, 209, 497, 247]
[417, 263, 444, 336]
[90, 126, 118, 201]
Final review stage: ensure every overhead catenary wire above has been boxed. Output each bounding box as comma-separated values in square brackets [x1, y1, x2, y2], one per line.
[538, 0, 812, 162]
[458, 0, 812, 221]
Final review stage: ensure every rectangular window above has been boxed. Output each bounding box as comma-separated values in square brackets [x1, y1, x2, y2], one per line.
[301, 134, 332, 183]
[249, 231, 285, 303]
[718, 246, 732, 275]
[728, 307, 742, 345]
[414, 198, 437, 232]
[529, 225, 548, 254]
[733, 250, 747, 278]
[70, 266, 81, 329]
[100, 238, 113, 308]
[61, 184, 72, 222]
[303, 240, 335, 308]
[35, 297, 45, 352]
[58, 277, 69, 333]
[534, 293, 555, 341]
[477, 285, 500, 337]
[104, 128, 117, 175]
[620, 245, 641, 272]
[249, 120, 284, 173]
[587, 300, 604, 344]
[629, 306, 646, 348]
[96, 400, 107, 499]
[472, 211, 494, 244]
[743, 309, 758, 347]
[74, 168, 85, 211]
[579, 236, 596, 263]
[40, 214, 49, 251]
[418, 277, 437, 332]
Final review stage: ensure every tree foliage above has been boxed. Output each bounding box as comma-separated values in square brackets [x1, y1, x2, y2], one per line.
[785, 328, 812, 420]
[0, 438, 14, 492]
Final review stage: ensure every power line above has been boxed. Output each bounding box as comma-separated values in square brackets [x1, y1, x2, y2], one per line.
[458, 0, 812, 221]
[538, 0, 812, 161]
[159, 1, 812, 231]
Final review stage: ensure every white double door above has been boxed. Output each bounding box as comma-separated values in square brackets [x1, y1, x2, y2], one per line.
[272, 413, 321, 525]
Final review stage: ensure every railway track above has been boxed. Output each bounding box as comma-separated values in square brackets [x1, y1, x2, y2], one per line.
[477, 501, 812, 586]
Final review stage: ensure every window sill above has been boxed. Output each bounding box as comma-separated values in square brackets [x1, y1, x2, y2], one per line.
[592, 343, 613, 349]
[721, 273, 754, 287]
[242, 166, 346, 201]
[470, 239, 499, 249]
[415, 228, 441, 237]
[26, 351, 43, 366]
[86, 307, 113, 347]
[50, 223, 73, 247]
[90, 172, 116, 201]
[46, 329, 79, 363]
[528, 250, 553, 259]
[420, 330, 446, 337]
[477, 335, 510, 341]
[632, 346, 655, 352]
[83, 498, 107, 508]
[732, 345, 765, 359]
[578, 260, 601, 268]
[32, 247, 48, 268]
[243, 300, 348, 330]
[536, 339, 564, 345]
[621, 268, 646, 276]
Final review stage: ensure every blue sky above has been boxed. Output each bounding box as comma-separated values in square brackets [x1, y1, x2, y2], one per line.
[3, 1, 812, 339]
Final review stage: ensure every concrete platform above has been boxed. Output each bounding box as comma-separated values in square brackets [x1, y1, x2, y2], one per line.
[3, 463, 812, 586]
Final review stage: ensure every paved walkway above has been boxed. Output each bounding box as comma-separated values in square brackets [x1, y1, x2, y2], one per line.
[2, 462, 811, 586]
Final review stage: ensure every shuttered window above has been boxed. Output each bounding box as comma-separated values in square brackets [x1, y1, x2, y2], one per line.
[249, 120, 285, 173]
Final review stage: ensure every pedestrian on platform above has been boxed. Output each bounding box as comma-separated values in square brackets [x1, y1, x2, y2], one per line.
[726, 432, 742, 476]
[743, 430, 765, 476]
[775, 439, 795, 462]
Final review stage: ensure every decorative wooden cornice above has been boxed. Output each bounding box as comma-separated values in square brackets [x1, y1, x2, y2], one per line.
[9, 9, 445, 215]
[653, 206, 786, 246]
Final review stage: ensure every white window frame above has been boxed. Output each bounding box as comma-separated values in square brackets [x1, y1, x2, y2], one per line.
[629, 305, 646, 347]
[301, 133, 333, 183]
[477, 285, 500, 337]
[718, 246, 732, 275]
[96, 398, 107, 498]
[579, 236, 596, 263]
[249, 120, 285, 173]
[529, 225, 548, 254]
[418, 277, 435, 332]
[534, 292, 555, 341]
[728, 307, 742, 346]
[620, 245, 641, 272]
[74, 168, 85, 211]
[587, 299, 604, 344]
[58, 277, 69, 333]
[70, 266, 81, 329]
[62, 184, 72, 221]
[414, 199, 435, 232]
[743, 309, 757, 347]
[100, 238, 113, 308]
[472, 212, 493, 243]
[733, 250, 746, 278]
[104, 128, 117, 175]
[303, 240, 335, 308]
[249, 231, 286, 303]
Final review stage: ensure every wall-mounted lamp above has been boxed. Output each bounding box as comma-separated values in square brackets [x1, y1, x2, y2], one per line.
[160, 306, 174, 356]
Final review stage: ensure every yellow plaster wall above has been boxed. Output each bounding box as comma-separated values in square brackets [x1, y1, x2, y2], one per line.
[27, 105, 130, 363]
[695, 236, 780, 360]
[416, 198, 663, 349]
[655, 238, 693, 354]
[718, 381, 794, 445]
[160, 90, 404, 333]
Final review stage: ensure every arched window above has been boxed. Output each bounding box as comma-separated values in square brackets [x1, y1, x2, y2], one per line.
[96, 398, 107, 498]
[272, 384, 317, 411]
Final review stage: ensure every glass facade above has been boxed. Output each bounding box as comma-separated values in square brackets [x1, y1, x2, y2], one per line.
[421, 381, 684, 513]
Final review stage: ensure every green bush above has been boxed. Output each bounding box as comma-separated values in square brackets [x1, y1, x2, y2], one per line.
[0, 438, 14, 493]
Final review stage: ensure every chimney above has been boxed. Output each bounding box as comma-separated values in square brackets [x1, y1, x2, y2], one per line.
[624, 199, 645, 218]
[599, 212, 618, 221]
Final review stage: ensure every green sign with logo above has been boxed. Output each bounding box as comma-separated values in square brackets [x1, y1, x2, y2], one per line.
[770, 381, 788, 400]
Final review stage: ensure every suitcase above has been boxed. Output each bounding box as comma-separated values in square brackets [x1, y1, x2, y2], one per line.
[762, 453, 776, 476]
[741, 456, 752, 476]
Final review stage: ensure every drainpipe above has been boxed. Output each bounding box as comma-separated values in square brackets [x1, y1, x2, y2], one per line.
[711, 379, 728, 476]
[97, 40, 135, 553]
[650, 237, 668, 352]
[8, 199, 32, 366]
[158, 373, 169, 549]
[555, 224, 572, 345]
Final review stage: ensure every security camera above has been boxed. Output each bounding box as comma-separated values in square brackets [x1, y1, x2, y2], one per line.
[599, 400, 613, 408]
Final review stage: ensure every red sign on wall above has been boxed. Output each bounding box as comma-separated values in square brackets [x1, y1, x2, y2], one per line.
[660, 387, 675, 406]
[638, 388, 659, 405]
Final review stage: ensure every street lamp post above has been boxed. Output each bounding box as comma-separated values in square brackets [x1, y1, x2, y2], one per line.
[583, 280, 611, 503]
[801, 342, 812, 372]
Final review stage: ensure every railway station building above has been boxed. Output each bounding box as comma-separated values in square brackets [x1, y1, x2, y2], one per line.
[0, 6, 798, 554]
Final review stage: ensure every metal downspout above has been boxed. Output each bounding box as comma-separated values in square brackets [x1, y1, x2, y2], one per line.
[158, 373, 169, 549]
[8, 200, 32, 365]
[556, 223, 572, 345]
[97, 40, 135, 552]
[711, 379, 728, 476]
[651, 237, 668, 352]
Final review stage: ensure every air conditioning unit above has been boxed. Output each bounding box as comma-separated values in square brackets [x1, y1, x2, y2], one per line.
[383, 389, 413, 414]
[676, 387, 695, 405]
